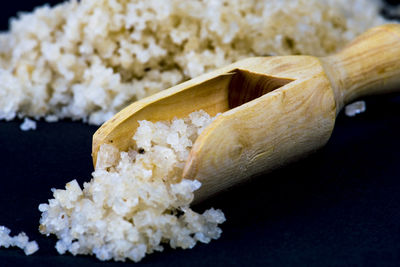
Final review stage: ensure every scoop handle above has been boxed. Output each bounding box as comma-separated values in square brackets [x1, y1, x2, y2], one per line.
[322, 24, 400, 111]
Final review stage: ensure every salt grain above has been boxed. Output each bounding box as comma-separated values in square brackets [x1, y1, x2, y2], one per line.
[345, 101, 366, 117]
[24, 241, 39, 255]
[20, 118, 37, 131]
[0, 225, 39, 255]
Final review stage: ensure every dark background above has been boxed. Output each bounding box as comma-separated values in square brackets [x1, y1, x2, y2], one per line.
[1, 1, 400, 266]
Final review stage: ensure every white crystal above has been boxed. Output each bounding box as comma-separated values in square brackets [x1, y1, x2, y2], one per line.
[20, 118, 37, 131]
[345, 101, 366, 117]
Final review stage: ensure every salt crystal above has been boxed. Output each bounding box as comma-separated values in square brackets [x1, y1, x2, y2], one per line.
[55, 240, 68, 254]
[38, 203, 49, 212]
[194, 232, 211, 243]
[24, 241, 39, 255]
[345, 101, 366, 117]
[20, 118, 37, 131]
[0, 225, 39, 255]
[44, 115, 58, 122]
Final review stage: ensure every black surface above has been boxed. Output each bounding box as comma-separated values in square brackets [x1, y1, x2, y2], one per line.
[2, 1, 400, 266]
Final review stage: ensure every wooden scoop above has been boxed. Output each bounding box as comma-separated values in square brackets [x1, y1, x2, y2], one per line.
[93, 24, 400, 202]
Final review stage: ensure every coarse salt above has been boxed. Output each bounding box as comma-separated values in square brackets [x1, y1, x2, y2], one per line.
[0, 0, 392, 124]
[39, 110, 225, 262]
[0, 225, 39, 255]
[19, 118, 37, 131]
